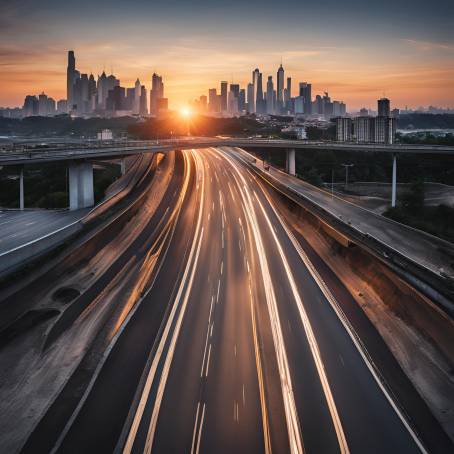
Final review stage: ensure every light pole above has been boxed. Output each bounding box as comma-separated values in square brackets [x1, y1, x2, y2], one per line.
[341, 163, 354, 189]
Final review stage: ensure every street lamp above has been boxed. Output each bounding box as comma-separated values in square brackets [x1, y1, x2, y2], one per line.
[341, 163, 354, 189]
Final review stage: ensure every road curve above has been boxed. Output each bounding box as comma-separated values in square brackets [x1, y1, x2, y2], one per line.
[22, 148, 433, 453]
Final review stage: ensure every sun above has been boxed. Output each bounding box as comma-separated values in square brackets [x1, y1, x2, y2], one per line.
[180, 107, 192, 118]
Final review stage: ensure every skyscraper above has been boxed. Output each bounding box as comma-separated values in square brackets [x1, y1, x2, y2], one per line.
[220, 81, 228, 112]
[150, 73, 164, 116]
[378, 98, 390, 117]
[67, 51, 76, 111]
[285, 77, 291, 104]
[134, 79, 141, 115]
[299, 82, 312, 115]
[276, 64, 284, 111]
[247, 83, 255, 113]
[252, 68, 260, 113]
[255, 72, 264, 114]
[266, 76, 274, 114]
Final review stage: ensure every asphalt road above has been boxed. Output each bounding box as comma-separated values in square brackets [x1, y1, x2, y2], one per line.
[0, 209, 90, 254]
[19, 148, 447, 453]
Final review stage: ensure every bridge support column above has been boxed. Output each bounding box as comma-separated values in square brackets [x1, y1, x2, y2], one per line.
[69, 161, 94, 210]
[19, 167, 24, 211]
[391, 153, 397, 208]
[120, 158, 126, 175]
[286, 148, 296, 176]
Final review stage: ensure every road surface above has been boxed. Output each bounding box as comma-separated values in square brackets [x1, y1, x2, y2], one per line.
[29, 147, 430, 454]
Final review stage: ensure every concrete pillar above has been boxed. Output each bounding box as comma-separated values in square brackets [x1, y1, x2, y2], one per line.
[391, 153, 397, 208]
[120, 158, 126, 176]
[286, 148, 296, 176]
[69, 161, 94, 210]
[19, 167, 24, 211]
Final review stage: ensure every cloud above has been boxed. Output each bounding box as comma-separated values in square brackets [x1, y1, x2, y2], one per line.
[402, 39, 454, 52]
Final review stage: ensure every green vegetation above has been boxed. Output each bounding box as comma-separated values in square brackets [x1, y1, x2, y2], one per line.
[396, 132, 454, 146]
[397, 114, 454, 130]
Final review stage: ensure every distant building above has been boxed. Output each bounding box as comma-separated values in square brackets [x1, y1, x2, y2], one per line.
[378, 97, 390, 117]
[57, 99, 68, 114]
[266, 76, 274, 114]
[67, 50, 76, 111]
[359, 108, 369, 116]
[140, 85, 148, 116]
[374, 116, 396, 144]
[97, 129, 113, 140]
[276, 64, 284, 112]
[208, 88, 220, 112]
[23, 95, 39, 116]
[299, 82, 312, 115]
[157, 97, 168, 115]
[220, 81, 228, 112]
[247, 83, 254, 113]
[353, 116, 373, 142]
[336, 117, 352, 142]
[150, 73, 164, 116]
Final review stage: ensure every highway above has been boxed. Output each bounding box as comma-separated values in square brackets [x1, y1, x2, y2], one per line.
[17, 147, 433, 453]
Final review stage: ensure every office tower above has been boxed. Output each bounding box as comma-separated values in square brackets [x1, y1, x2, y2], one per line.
[359, 107, 369, 116]
[276, 63, 284, 111]
[333, 101, 341, 116]
[340, 102, 346, 116]
[252, 68, 260, 113]
[97, 72, 108, 109]
[220, 81, 228, 112]
[336, 117, 352, 142]
[230, 84, 240, 99]
[247, 83, 255, 113]
[126, 88, 135, 110]
[150, 73, 164, 116]
[47, 97, 56, 116]
[322, 92, 333, 118]
[391, 108, 400, 118]
[285, 77, 291, 104]
[88, 74, 96, 112]
[353, 116, 373, 143]
[299, 82, 312, 115]
[38, 92, 48, 116]
[255, 72, 264, 114]
[140, 86, 148, 115]
[238, 89, 246, 112]
[228, 90, 239, 114]
[57, 99, 67, 114]
[67, 50, 76, 111]
[266, 76, 274, 114]
[313, 94, 323, 115]
[23, 95, 39, 116]
[208, 88, 219, 112]
[106, 85, 126, 112]
[374, 116, 396, 144]
[133, 79, 141, 114]
[378, 97, 390, 117]
[294, 96, 304, 114]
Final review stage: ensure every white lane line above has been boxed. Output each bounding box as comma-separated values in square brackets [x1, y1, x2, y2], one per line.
[216, 279, 221, 303]
[222, 230, 224, 249]
[200, 323, 211, 377]
[259, 184, 428, 454]
[190, 402, 201, 454]
[123, 150, 205, 454]
[195, 404, 206, 454]
[220, 260, 224, 275]
[243, 384, 246, 406]
[255, 192, 349, 454]
[205, 344, 212, 377]
[216, 149, 304, 454]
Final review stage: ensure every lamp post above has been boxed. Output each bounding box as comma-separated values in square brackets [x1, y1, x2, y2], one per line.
[341, 163, 354, 189]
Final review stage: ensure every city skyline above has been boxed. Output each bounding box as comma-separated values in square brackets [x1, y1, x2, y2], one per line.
[1, 0, 454, 110]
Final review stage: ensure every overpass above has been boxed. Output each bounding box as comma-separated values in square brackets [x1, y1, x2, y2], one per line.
[1, 137, 453, 209]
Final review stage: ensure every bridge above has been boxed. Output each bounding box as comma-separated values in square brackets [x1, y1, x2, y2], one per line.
[1, 137, 453, 209]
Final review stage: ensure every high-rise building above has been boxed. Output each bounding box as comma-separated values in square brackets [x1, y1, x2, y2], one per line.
[23, 95, 39, 117]
[247, 83, 255, 113]
[294, 96, 304, 114]
[255, 72, 264, 114]
[67, 50, 76, 111]
[140, 85, 148, 115]
[378, 98, 390, 117]
[56, 99, 67, 114]
[134, 79, 141, 114]
[285, 77, 291, 104]
[266, 76, 274, 114]
[238, 89, 246, 112]
[353, 116, 373, 143]
[150, 73, 164, 116]
[374, 116, 396, 144]
[208, 88, 220, 112]
[299, 82, 312, 115]
[252, 68, 260, 113]
[336, 117, 352, 142]
[276, 64, 284, 111]
[38, 92, 48, 116]
[220, 81, 228, 112]
[359, 108, 369, 116]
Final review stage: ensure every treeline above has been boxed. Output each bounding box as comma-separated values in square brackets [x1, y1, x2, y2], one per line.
[397, 114, 454, 130]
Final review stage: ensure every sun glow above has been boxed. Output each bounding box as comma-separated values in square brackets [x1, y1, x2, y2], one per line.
[180, 106, 192, 118]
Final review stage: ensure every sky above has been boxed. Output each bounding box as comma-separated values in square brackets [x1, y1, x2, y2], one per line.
[1, 0, 454, 110]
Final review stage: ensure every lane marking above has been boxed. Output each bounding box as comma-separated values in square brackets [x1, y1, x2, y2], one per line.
[257, 177, 428, 454]
[255, 193, 349, 454]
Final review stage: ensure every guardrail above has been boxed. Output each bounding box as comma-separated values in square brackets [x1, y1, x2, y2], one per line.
[238, 151, 454, 316]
